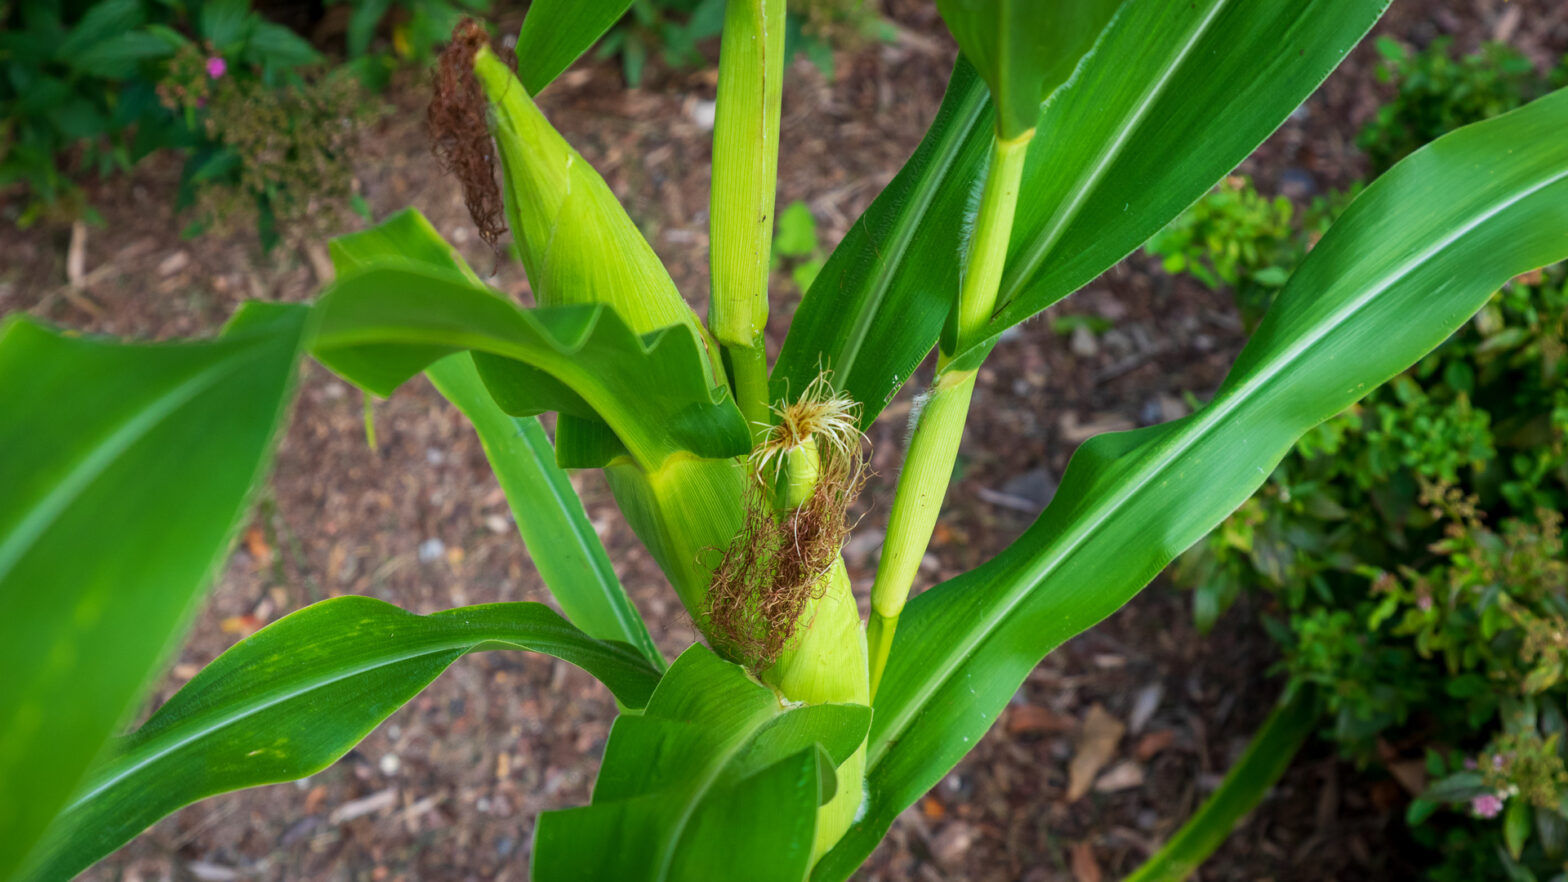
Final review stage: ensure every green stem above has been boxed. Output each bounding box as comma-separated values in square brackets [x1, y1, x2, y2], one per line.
[730, 336, 773, 443]
[709, 0, 786, 355]
[1123, 686, 1321, 882]
[867, 128, 1031, 696]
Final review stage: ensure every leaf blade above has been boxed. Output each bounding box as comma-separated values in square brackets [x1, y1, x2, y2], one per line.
[534, 646, 870, 881]
[816, 86, 1568, 880]
[425, 352, 663, 669]
[22, 596, 660, 881]
[775, 0, 1389, 425]
[0, 305, 308, 879]
[311, 246, 749, 469]
[514, 0, 638, 95]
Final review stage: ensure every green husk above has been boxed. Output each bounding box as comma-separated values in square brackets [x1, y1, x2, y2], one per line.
[708, 0, 787, 350]
[473, 48, 719, 364]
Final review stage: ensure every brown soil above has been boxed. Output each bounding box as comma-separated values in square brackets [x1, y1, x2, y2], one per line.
[2, 1, 1564, 880]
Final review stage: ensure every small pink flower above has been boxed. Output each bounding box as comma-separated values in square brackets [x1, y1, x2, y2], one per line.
[1464, 757, 1478, 771]
[1417, 595, 1433, 612]
[1472, 793, 1505, 818]
[206, 56, 227, 79]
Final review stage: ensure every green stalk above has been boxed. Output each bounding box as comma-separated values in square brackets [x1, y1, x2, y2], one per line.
[867, 129, 1031, 695]
[709, 0, 787, 431]
[731, 337, 773, 443]
[1124, 686, 1320, 882]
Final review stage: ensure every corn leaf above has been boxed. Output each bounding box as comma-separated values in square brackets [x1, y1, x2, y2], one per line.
[773, 0, 1388, 426]
[514, 0, 637, 95]
[534, 645, 871, 881]
[425, 352, 664, 670]
[327, 210, 620, 466]
[22, 596, 661, 882]
[935, 0, 1123, 140]
[0, 304, 308, 879]
[310, 261, 750, 471]
[815, 87, 1568, 880]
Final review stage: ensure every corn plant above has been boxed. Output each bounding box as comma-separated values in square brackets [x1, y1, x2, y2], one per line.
[4, 1, 1567, 879]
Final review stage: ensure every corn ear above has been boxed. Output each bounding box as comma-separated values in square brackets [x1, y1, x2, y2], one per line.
[472, 48, 717, 366]
[759, 437, 870, 860]
[472, 48, 749, 604]
[603, 454, 748, 618]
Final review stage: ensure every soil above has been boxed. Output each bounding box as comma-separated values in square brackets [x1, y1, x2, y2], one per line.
[3, 1, 1566, 880]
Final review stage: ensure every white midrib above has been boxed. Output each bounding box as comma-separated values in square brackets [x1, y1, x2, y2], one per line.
[63, 632, 571, 811]
[0, 354, 250, 586]
[871, 161, 1568, 769]
[653, 705, 781, 881]
[996, 0, 1230, 312]
[832, 86, 989, 381]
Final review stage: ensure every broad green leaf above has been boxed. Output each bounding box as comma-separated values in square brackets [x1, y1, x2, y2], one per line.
[514, 0, 637, 95]
[69, 32, 177, 80]
[328, 209, 600, 441]
[54, 0, 143, 60]
[0, 304, 308, 879]
[309, 263, 750, 470]
[935, 0, 1123, 140]
[774, 0, 1388, 426]
[534, 645, 871, 881]
[815, 87, 1568, 880]
[328, 208, 484, 283]
[425, 352, 664, 670]
[22, 596, 660, 881]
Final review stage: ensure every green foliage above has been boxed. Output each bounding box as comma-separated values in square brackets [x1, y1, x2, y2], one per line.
[0, 0, 479, 242]
[534, 645, 870, 881]
[1144, 175, 1353, 328]
[331, 0, 489, 70]
[934, 0, 1122, 140]
[0, 303, 309, 878]
[598, 0, 882, 87]
[1, 0, 318, 229]
[20, 596, 660, 881]
[774, 1, 1394, 428]
[1177, 223, 1568, 882]
[773, 200, 825, 292]
[1359, 36, 1563, 176]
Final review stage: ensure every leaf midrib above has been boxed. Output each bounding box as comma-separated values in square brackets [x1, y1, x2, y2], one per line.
[994, 0, 1230, 313]
[870, 162, 1568, 770]
[829, 80, 989, 384]
[0, 350, 253, 585]
[64, 625, 604, 811]
[515, 418, 659, 665]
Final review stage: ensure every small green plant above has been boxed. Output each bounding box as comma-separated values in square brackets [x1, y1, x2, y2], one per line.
[1144, 174, 1352, 328]
[772, 199, 825, 292]
[1359, 36, 1562, 176]
[159, 40, 376, 247]
[4, 3, 1568, 880]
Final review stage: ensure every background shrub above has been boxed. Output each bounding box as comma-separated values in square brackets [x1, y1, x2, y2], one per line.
[1163, 35, 1568, 880]
[0, 0, 483, 246]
